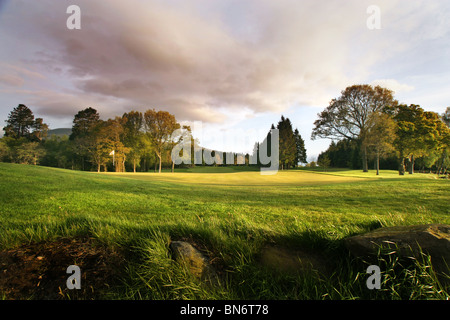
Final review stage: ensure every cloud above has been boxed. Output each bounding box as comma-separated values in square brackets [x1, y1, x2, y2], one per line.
[371, 79, 415, 94]
[0, 0, 449, 127]
[0, 74, 24, 87]
[0, 63, 45, 87]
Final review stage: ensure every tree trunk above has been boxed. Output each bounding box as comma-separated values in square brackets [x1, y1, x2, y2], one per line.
[437, 164, 442, 176]
[133, 159, 136, 173]
[399, 156, 405, 175]
[158, 154, 162, 173]
[172, 161, 175, 173]
[408, 155, 415, 174]
[362, 146, 368, 172]
[97, 163, 100, 173]
[376, 151, 380, 176]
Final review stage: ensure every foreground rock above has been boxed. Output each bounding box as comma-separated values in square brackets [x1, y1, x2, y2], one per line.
[169, 241, 218, 283]
[344, 224, 450, 276]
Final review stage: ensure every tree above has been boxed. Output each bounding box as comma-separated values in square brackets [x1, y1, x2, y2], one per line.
[122, 111, 146, 172]
[101, 118, 130, 172]
[311, 85, 398, 172]
[318, 154, 331, 171]
[169, 125, 192, 172]
[31, 118, 49, 142]
[3, 104, 36, 139]
[277, 116, 296, 170]
[41, 135, 73, 169]
[0, 139, 9, 162]
[294, 128, 307, 165]
[70, 107, 101, 170]
[144, 109, 180, 173]
[392, 105, 449, 175]
[15, 141, 46, 165]
[443, 107, 450, 127]
[70, 107, 100, 140]
[362, 112, 397, 175]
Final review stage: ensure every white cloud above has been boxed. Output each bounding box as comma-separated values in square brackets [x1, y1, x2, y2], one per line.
[0, 0, 449, 134]
[371, 79, 415, 94]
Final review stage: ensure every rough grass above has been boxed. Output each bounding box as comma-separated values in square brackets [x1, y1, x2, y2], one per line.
[0, 163, 449, 299]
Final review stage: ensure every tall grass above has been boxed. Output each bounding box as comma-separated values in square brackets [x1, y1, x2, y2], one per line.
[0, 163, 449, 299]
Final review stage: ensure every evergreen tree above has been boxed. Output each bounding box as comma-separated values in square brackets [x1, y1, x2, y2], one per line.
[277, 116, 296, 169]
[294, 128, 307, 165]
[69, 107, 101, 170]
[3, 104, 36, 139]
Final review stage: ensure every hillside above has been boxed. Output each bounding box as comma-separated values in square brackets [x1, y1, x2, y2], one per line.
[47, 128, 72, 138]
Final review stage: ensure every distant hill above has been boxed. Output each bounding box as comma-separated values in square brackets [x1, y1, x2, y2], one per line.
[47, 128, 72, 138]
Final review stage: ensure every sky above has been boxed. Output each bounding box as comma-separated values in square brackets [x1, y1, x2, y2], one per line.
[0, 0, 449, 161]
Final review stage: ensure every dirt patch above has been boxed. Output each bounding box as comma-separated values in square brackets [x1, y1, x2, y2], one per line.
[0, 237, 125, 300]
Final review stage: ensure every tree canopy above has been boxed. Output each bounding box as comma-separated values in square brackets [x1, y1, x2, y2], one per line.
[312, 84, 398, 172]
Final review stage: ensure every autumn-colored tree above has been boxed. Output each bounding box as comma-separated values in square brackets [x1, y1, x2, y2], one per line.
[169, 125, 192, 172]
[144, 109, 180, 173]
[104, 118, 130, 172]
[31, 118, 49, 142]
[122, 111, 147, 172]
[84, 118, 130, 172]
[362, 112, 397, 175]
[312, 85, 398, 172]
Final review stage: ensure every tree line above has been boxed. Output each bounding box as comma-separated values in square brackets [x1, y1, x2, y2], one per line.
[0, 105, 307, 172]
[312, 85, 450, 175]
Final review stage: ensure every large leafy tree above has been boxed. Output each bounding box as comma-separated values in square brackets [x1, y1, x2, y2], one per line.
[122, 111, 147, 172]
[84, 118, 130, 173]
[362, 111, 397, 175]
[311, 85, 397, 172]
[393, 104, 450, 175]
[144, 109, 180, 173]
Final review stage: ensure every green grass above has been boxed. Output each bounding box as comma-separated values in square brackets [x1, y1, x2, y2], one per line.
[0, 162, 449, 299]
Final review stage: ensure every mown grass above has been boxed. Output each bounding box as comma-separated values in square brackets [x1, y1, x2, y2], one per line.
[0, 163, 449, 300]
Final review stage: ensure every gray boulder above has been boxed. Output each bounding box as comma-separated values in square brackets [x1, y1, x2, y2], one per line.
[344, 224, 450, 276]
[169, 241, 217, 283]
